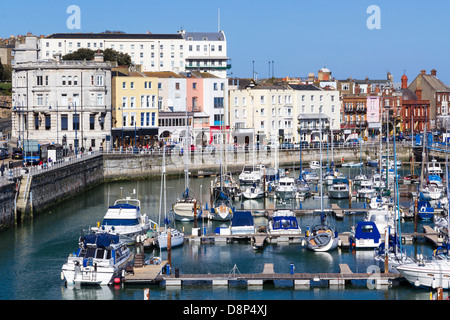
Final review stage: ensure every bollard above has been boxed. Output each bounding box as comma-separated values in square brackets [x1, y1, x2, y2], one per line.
[290, 263, 295, 275]
[166, 264, 171, 275]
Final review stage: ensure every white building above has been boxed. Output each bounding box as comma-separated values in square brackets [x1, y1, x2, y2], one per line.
[40, 30, 230, 78]
[12, 36, 113, 152]
[229, 81, 341, 145]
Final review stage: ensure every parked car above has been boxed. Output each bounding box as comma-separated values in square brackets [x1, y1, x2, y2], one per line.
[12, 148, 23, 159]
[280, 143, 294, 149]
[344, 139, 360, 147]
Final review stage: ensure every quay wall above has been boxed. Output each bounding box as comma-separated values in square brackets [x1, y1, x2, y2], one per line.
[103, 144, 412, 180]
[0, 182, 16, 231]
[27, 155, 104, 215]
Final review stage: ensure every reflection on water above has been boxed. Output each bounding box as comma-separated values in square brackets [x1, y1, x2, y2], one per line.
[0, 165, 442, 300]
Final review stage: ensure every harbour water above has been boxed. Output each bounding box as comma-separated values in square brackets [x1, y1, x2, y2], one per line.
[0, 165, 443, 300]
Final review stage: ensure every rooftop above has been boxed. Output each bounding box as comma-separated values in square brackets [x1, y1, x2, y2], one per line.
[45, 33, 183, 40]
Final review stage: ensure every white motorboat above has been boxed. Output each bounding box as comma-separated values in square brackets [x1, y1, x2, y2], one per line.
[91, 197, 150, 245]
[365, 207, 395, 237]
[239, 164, 263, 185]
[268, 210, 302, 235]
[302, 171, 319, 182]
[309, 160, 323, 169]
[242, 185, 264, 199]
[230, 210, 255, 235]
[427, 158, 443, 175]
[372, 173, 386, 190]
[341, 162, 363, 167]
[357, 183, 377, 199]
[328, 181, 349, 199]
[396, 254, 450, 289]
[156, 227, 185, 249]
[275, 177, 297, 199]
[61, 233, 133, 286]
[353, 173, 368, 186]
[420, 184, 443, 201]
[349, 221, 382, 249]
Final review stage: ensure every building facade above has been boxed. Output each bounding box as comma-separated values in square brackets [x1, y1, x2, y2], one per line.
[40, 30, 230, 78]
[111, 70, 159, 148]
[12, 36, 113, 152]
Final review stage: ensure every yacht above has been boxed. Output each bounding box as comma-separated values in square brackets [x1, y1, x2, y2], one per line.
[173, 196, 202, 222]
[268, 210, 302, 235]
[242, 184, 264, 199]
[357, 181, 377, 199]
[348, 221, 381, 249]
[91, 198, 150, 245]
[305, 213, 339, 252]
[427, 158, 443, 175]
[275, 177, 297, 199]
[309, 160, 322, 170]
[239, 164, 263, 186]
[396, 253, 450, 289]
[156, 228, 185, 249]
[61, 233, 133, 286]
[328, 178, 349, 199]
[365, 207, 395, 237]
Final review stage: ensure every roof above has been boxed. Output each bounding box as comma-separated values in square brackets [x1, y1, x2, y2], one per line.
[45, 33, 183, 40]
[298, 113, 330, 120]
[289, 84, 322, 91]
[143, 71, 185, 78]
[422, 74, 450, 92]
[184, 32, 225, 41]
[400, 88, 418, 101]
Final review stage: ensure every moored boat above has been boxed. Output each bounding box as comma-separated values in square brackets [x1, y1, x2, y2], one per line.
[61, 232, 133, 286]
[91, 197, 150, 245]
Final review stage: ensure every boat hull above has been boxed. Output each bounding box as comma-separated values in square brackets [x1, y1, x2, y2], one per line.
[328, 190, 349, 199]
[396, 260, 450, 289]
[157, 230, 185, 249]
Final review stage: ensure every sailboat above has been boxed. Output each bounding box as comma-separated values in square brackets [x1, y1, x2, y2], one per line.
[242, 184, 264, 199]
[173, 117, 202, 221]
[305, 115, 339, 252]
[374, 125, 413, 271]
[396, 129, 450, 287]
[156, 146, 185, 250]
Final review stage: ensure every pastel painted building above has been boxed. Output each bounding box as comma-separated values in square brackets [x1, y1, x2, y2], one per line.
[111, 70, 159, 147]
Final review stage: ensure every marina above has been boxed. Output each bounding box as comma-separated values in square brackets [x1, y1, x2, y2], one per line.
[1, 156, 450, 300]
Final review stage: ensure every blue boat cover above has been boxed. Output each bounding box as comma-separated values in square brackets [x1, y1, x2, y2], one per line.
[231, 211, 254, 227]
[354, 221, 381, 241]
[272, 216, 299, 230]
[108, 203, 138, 209]
[81, 233, 120, 248]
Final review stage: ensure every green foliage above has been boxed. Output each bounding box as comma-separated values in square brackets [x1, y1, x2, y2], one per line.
[62, 48, 132, 66]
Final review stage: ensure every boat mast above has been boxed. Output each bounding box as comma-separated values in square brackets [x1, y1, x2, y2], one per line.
[319, 114, 323, 217]
[393, 120, 402, 255]
[445, 128, 450, 252]
[184, 107, 189, 197]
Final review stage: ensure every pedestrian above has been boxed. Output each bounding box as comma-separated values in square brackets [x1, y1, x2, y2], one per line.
[0, 163, 4, 177]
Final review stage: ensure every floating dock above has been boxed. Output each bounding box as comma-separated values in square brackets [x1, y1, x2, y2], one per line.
[145, 263, 402, 288]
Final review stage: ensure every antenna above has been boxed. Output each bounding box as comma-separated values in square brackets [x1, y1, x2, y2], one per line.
[218, 8, 220, 32]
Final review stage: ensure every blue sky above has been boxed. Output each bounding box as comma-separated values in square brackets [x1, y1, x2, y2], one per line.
[2, 0, 449, 84]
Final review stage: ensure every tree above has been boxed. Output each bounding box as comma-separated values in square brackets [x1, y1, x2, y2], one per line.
[62, 48, 132, 66]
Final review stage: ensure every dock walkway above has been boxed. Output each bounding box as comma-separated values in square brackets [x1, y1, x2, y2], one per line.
[159, 263, 401, 287]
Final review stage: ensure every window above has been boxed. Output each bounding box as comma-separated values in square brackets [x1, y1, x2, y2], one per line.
[175, 82, 180, 90]
[96, 75, 104, 86]
[61, 115, 68, 130]
[122, 82, 126, 89]
[214, 97, 224, 109]
[141, 113, 145, 126]
[193, 82, 197, 89]
[146, 112, 150, 126]
[73, 114, 79, 130]
[37, 94, 43, 106]
[151, 112, 156, 126]
[90, 114, 95, 130]
[73, 76, 78, 86]
[34, 115, 40, 130]
[97, 94, 104, 106]
[122, 97, 127, 108]
[130, 82, 134, 89]
[130, 97, 135, 108]
[62, 76, 66, 86]
[260, 95, 265, 104]
[45, 115, 51, 130]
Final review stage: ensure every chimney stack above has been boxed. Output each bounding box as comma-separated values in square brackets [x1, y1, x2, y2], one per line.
[420, 69, 426, 75]
[431, 69, 437, 76]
